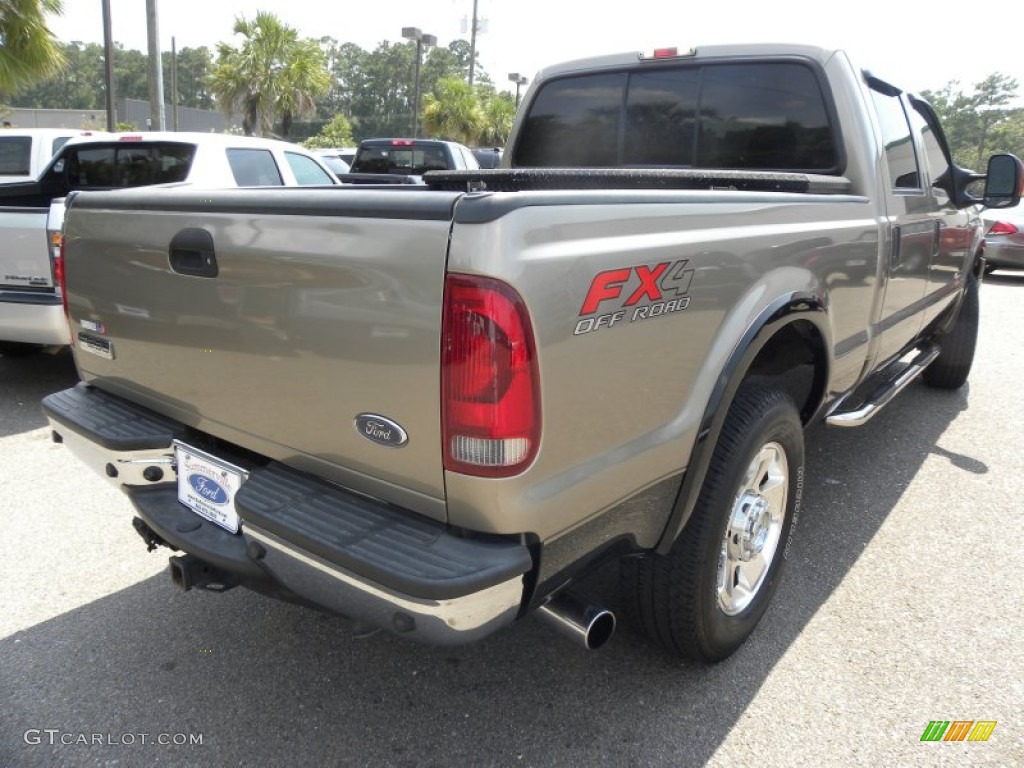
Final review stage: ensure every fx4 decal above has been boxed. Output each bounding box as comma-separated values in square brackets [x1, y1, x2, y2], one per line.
[575, 260, 695, 336]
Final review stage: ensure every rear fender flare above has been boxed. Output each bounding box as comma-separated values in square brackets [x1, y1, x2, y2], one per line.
[655, 293, 831, 554]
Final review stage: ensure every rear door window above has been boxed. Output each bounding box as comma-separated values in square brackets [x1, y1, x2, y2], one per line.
[870, 89, 920, 189]
[909, 104, 951, 203]
[513, 61, 839, 172]
[227, 148, 284, 186]
[284, 152, 336, 185]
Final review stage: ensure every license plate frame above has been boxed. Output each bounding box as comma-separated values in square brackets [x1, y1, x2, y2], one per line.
[173, 440, 249, 534]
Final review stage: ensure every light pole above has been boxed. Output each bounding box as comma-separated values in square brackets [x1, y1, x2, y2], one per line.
[146, 0, 165, 130]
[101, 0, 116, 130]
[508, 73, 529, 108]
[402, 27, 437, 138]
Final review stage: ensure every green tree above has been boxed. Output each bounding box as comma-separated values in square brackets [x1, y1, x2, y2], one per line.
[165, 46, 215, 111]
[0, 0, 66, 99]
[420, 40, 476, 95]
[14, 41, 214, 112]
[477, 87, 515, 146]
[275, 37, 328, 136]
[922, 74, 1024, 170]
[317, 38, 487, 141]
[360, 40, 416, 137]
[209, 11, 328, 137]
[114, 46, 150, 101]
[302, 113, 353, 148]
[421, 76, 482, 144]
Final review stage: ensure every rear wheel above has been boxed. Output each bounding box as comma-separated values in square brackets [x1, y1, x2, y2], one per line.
[623, 386, 804, 661]
[923, 273, 978, 390]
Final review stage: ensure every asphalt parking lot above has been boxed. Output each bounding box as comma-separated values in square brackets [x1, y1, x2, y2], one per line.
[2, 273, 1023, 767]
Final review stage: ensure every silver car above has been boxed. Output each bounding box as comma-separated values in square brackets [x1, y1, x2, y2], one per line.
[982, 206, 1024, 272]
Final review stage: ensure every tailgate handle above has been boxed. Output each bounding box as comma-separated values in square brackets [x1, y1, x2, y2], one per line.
[169, 228, 218, 278]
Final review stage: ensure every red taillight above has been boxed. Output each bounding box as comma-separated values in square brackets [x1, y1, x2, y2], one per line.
[442, 274, 540, 477]
[652, 47, 679, 58]
[119, 135, 144, 142]
[988, 220, 1019, 236]
[391, 139, 414, 146]
[55, 239, 73, 346]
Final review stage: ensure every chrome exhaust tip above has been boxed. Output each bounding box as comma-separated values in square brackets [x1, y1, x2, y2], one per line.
[536, 590, 616, 651]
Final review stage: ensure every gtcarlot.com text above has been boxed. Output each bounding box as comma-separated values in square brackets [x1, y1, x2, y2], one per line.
[24, 729, 203, 746]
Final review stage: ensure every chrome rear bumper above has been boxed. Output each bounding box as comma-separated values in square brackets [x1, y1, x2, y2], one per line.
[43, 384, 532, 645]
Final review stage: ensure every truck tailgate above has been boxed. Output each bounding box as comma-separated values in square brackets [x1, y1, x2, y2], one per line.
[63, 187, 461, 520]
[0, 208, 52, 290]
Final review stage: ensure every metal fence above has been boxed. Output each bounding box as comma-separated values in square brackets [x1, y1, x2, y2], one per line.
[4, 100, 241, 133]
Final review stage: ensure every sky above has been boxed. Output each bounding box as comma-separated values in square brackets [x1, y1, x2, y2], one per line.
[47, 0, 1024, 102]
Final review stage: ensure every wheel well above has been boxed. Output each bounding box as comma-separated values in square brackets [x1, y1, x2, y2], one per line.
[743, 320, 827, 423]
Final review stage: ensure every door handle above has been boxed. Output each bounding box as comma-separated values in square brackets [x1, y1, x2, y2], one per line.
[168, 228, 218, 278]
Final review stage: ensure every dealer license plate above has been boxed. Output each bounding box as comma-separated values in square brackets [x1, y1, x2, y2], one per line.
[173, 441, 248, 534]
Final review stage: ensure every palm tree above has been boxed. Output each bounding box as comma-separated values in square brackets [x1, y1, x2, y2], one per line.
[479, 92, 515, 147]
[275, 38, 329, 137]
[209, 12, 328, 137]
[421, 77, 482, 145]
[0, 0, 66, 100]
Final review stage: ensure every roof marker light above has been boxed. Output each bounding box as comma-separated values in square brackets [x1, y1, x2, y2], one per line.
[640, 47, 697, 61]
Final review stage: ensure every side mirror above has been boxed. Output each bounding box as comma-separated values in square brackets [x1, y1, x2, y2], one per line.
[983, 153, 1023, 209]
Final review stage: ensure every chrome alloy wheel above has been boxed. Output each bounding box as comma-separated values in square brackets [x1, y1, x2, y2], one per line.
[717, 441, 789, 616]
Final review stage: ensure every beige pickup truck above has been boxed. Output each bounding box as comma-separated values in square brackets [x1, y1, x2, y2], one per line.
[43, 44, 1022, 660]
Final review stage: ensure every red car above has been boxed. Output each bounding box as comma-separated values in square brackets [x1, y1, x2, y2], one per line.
[982, 206, 1024, 273]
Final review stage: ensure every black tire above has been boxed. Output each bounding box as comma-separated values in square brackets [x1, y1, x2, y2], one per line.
[0, 341, 43, 357]
[622, 387, 804, 662]
[923, 273, 979, 390]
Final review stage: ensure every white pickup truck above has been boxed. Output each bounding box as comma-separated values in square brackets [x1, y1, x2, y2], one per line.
[0, 131, 339, 356]
[0, 128, 104, 184]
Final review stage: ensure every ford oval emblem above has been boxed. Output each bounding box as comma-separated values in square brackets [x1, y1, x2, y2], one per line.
[188, 474, 229, 505]
[355, 414, 408, 448]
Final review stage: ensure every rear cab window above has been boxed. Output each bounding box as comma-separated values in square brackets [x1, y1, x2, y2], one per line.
[354, 143, 452, 174]
[512, 60, 841, 173]
[56, 142, 196, 188]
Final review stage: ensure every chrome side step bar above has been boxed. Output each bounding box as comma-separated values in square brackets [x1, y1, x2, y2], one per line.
[826, 343, 940, 428]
